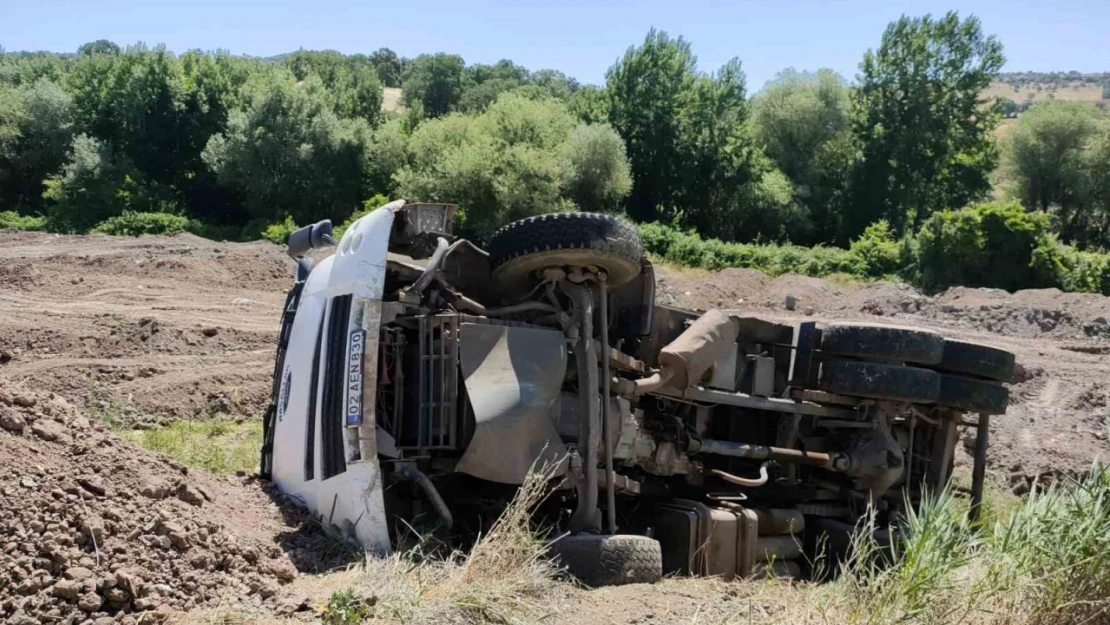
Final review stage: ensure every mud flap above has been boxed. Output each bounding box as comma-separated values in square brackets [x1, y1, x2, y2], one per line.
[455, 323, 569, 484]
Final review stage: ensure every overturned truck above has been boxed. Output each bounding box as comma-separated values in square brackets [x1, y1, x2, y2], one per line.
[261, 201, 1014, 585]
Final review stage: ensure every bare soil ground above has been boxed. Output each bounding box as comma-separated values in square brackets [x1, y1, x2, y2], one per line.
[1, 230, 1108, 623]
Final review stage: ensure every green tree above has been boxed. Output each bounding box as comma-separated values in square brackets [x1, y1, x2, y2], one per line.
[42, 134, 181, 231]
[69, 45, 191, 189]
[468, 59, 528, 85]
[458, 60, 542, 113]
[396, 92, 631, 240]
[43, 134, 127, 230]
[284, 50, 383, 123]
[68, 45, 256, 224]
[397, 93, 570, 237]
[395, 113, 499, 235]
[606, 29, 696, 223]
[459, 78, 523, 113]
[202, 72, 375, 226]
[402, 53, 465, 118]
[914, 200, 1061, 292]
[606, 30, 777, 241]
[1082, 124, 1110, 244]
[750, 69, 853, 244]
[567, 85, 609, 124]
[0, 51, 69, 87]
[0, 79, 75, 212]
[77, 40, 121, 56]
[363, 117, 408, 196]
[560, 123, 631, 212]
[672, 58, 776, 240]
[848, 12, 1005, 241]
[529, 69, 578, 101]
[369, 48, 404, 88]
[1000, 98, 1021, 117]
[176, 51, 253, 224]
[1002, 101, 1104, 243]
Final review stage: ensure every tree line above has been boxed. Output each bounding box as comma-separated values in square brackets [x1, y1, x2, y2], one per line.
[2, 13, 1109, 291]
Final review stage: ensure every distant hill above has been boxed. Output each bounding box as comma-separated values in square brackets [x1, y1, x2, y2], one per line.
[984, 72, 1108, 142]
[987, 72, 1109, 107]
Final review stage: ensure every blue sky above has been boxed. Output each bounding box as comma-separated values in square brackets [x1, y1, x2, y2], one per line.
[1, 0, 1106, 90]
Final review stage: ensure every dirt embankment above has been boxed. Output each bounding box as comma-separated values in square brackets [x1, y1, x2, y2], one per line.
[0, 231, 291, 429]
[1, 230, 1108, 622]
[0, 378, 348, 623]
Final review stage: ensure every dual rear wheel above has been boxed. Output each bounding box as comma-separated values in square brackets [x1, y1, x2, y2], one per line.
[817, 324, 1014, 414]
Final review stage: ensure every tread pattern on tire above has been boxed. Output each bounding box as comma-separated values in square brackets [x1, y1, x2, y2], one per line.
[937, 339, 1016, 382]
[937, 374, 1009, 414]
[820, 323, 944, 366]
[488, 212, 643, 270]
[818, 360, 940, 403]
[549, 534, 662, 587]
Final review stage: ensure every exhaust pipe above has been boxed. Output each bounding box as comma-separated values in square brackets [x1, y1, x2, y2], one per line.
[625, 310, 739, 395]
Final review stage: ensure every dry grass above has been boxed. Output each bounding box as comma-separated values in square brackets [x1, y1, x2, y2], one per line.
[299, 460, 565, 625]
[382, 88, 404, 113]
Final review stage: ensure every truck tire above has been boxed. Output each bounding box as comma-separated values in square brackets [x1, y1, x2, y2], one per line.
[548, 534, 662, 587]
[818, 361, 940, 403]
[819, 323, 944, 365]
[937, 339, 1015, 382]
[937, 374, 1009, 414]
[488, 213, 643, 294]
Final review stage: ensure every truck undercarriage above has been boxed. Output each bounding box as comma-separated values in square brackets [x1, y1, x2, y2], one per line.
[262, 201, 1014, 585]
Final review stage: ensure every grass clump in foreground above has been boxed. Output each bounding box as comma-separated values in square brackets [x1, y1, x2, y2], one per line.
[802, 468, 1110, 625]
[300, 468, 1110, 625]
[312, 463, 563, 625]
[120, 417, 262, 475]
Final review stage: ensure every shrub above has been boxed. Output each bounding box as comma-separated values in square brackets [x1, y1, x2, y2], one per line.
[43, 134, 130, 232]
[322, 588, 373, 625]
[1058, 247, 1110, 295]
[91, 211, 192, 236]
[260, 216, 298, 244]
[849, 220, 900, 277]
[334, 193, 390, 239]
[637, 221, 859, 277]
[0, 210, 47, 231]
[915, 200, 1061, 292]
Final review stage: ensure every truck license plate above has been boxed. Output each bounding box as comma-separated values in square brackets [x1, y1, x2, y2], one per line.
[346, 329, 365, 425]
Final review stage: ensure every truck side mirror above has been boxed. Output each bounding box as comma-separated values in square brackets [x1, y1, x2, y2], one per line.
[287, 219, 334, 258]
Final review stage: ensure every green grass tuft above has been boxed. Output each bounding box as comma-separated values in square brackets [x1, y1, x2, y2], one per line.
[120, 418, 262, 475]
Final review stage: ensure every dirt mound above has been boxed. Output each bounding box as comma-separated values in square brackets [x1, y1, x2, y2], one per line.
[656, 268, 848, 312]
[0, 380, 342, 624]
[846, 283, 1110, 340]
[657, 263, 1110, 341]
[0, 231, 288, 428]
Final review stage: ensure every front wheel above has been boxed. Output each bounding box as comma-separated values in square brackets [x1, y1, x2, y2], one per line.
[548, 533, 662, 587]
[488, 213, 644, 295]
